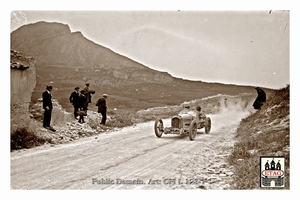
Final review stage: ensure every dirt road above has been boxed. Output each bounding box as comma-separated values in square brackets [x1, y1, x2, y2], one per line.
[11, 109, 249, 190]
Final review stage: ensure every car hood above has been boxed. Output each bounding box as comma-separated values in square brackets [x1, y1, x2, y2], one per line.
[176, 111, 197, 119]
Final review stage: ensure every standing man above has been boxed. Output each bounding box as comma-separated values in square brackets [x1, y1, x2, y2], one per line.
[82, 83, 95, 110]
[253, 87, 266, 110]
[96, 94, 108, 125]
[77, 90, 87, 123]
[69, 86, 80, 119]
[42, 85, 56, 132]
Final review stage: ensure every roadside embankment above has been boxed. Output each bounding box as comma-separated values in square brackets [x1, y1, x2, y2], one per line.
[228, 85, 290, 189]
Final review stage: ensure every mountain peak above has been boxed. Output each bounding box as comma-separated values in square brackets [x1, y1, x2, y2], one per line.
[13, 21, 71, 35]
[11, 21, 174, 83]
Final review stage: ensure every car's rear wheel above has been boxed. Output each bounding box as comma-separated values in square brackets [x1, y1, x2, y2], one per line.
[154, 118, 164, 138]
[189, 120, 197, 141]
[205, 117, 211, 134]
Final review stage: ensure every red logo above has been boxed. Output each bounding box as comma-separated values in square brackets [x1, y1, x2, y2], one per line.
[262, 170, 284, 177]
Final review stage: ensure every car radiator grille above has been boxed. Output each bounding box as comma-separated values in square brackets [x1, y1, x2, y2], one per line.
[172, 118, 180, 128]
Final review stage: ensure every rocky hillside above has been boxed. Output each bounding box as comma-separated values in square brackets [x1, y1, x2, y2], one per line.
[11, 49, 36, 133]
[228, 85, 290, 189]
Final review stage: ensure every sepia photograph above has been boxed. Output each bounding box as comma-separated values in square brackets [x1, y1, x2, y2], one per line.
[3, 0, 299, 198]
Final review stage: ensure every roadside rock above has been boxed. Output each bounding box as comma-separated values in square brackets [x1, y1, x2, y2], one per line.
[25, 110, 116, 148]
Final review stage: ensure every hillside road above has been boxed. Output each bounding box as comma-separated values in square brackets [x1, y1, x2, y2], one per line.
[11, 109, 249, 189]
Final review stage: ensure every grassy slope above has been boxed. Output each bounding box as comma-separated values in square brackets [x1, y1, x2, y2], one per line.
[31, 65, 268, 114]
[228, 85, 290, 189]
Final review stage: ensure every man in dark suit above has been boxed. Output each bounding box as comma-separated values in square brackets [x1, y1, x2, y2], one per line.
[69, 86, 80, 119]
[42, 85, 56, 131]
[96, 94, 108, 125]
[82, 83, 95, 110]
[77, 90, 87, 123]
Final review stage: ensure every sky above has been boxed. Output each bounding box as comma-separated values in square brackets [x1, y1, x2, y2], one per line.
[9, 9, 290, 89]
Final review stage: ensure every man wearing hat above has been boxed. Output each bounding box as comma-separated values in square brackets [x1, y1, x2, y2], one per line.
[196, 106, 206, 122]
[77, 90, 87, 123]
[253, 87, 266, 110]
[42, 85, 56, 131]
[96, 94, 108, 125]
[69, 86, 80, 119]
[82, 83, 95, 110]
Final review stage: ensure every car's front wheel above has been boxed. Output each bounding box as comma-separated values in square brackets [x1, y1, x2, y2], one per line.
[189, 120, 197, 141]
[154, 118, 164, 138]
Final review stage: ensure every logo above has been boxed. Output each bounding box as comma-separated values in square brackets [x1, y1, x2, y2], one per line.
[260, 156, 285, 188]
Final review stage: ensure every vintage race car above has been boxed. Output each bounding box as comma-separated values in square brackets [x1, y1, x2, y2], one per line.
[154, 110, 211, 141]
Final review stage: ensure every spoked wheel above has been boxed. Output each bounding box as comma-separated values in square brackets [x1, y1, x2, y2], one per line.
[205, 117, 211, 134]
[154, 118, 164, 138]
[189, 120, 197, 141]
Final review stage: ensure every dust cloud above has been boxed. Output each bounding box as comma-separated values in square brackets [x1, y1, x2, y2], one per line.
[207, 94, 255, 132]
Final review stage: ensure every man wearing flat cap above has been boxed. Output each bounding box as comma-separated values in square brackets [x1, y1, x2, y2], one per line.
[69, 86, 80, 119]
[42, 85, 56, 131]
[82, 83, 95, 110]
[96, 94, 108, 125]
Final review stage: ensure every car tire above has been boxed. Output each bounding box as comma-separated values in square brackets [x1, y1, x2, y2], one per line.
[205, 117, 211, 134]
[189, 120, 197, 141]
[154, 118, 164, 138]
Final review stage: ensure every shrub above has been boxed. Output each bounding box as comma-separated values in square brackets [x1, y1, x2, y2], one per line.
[87, 116, 102, 129]
[106, 111, 143, 127]
[11, 127, 48, 151]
